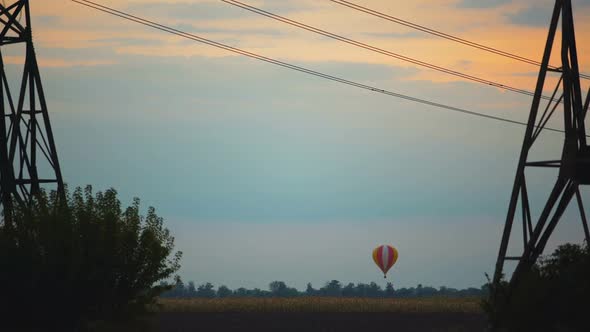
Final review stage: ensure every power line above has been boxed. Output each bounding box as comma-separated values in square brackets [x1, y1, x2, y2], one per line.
[71, 0, 567, 136]
[222, 0, 555, 102]
[329, 0, 590, 81]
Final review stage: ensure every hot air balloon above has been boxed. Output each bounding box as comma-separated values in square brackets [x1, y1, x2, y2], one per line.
[372, 245, 398, 278]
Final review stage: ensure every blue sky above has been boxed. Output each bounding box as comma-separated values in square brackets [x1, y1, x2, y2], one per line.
[9, 0, 590, 290]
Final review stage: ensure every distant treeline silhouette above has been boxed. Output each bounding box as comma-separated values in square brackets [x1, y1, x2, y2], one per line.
[161, 280, 487, 298]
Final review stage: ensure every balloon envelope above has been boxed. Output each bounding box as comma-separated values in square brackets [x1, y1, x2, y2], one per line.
[372, 245, 398, 277]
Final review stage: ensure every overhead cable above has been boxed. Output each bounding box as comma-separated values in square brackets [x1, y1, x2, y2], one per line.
[71, 0, 568, 136]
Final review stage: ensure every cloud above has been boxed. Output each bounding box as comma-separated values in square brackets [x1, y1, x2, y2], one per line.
[574, 0, 590, 7]
[125, 1, 247, 21]
[125, 0, 317, 21]
[173, 22, 285, 37]
[506, 5, 552, 27]
[35, 15, 60, 27]
[23, 0, 590, 102]
[506, 0, 590, 27]
[3, 55, 116, 68]
[455, 59, 473, 70]
[90, 37, 165, 46]
[243, 0, 318, 14]
[456, 0, 512, 8]
[362, 31, 427, 39]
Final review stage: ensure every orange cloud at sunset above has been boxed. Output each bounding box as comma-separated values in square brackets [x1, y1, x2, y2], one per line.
[23, 0, 590, 93]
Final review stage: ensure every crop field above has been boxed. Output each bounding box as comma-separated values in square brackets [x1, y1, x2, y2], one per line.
[145, 297, 488, 331]
[89, 298, 487, 332]
[157, 297, 483, 313]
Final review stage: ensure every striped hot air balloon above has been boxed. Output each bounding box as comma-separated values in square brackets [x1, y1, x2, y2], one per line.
[372, 245, 398, 278]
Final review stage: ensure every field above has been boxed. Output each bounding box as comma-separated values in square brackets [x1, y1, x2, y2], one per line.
[157, 297, 483, 313]
[102, 297, 487, 332]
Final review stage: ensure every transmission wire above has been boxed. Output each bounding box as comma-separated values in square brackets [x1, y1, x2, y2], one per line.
[71, 0, 569, 136]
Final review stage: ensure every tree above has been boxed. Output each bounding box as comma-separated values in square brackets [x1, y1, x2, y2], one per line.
[385, 282, 395, 297]
[322, 280, 342, 297]
[483, 243, 590, 331]
[269, 281, 287, 295]
[268, 281, 298, 297]
[342, 283, 356, 297]
[162, 278, 186, 298]
[196, 282, 216, 298]
[248, 288, 268, 297]
[0, 186, 182, 331]
[420, 286, 438, 297]
[366, 282, 382, 298]
[306, 282, 317, 296]
[355, 283, 368, 297]
[217, 285, 232, 298]
[187, 281, 197, 297]
[234, 287, 249, 297]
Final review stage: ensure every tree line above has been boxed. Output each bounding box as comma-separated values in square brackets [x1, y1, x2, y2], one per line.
[161, 279, 488, 298]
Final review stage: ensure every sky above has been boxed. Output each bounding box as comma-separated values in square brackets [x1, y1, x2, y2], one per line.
[5, 0, 590, 290]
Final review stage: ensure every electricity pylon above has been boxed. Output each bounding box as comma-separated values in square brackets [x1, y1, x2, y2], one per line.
[0, 0, 64, 227]
[494, 0, 590, 287]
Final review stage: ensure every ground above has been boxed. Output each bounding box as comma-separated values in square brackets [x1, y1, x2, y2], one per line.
[92, 297, 488, 332]
[154, 312, 487, 332]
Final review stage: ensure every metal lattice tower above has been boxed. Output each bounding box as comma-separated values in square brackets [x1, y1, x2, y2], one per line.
[494, 0, 590, 286]
[0, 0, 64, 226]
